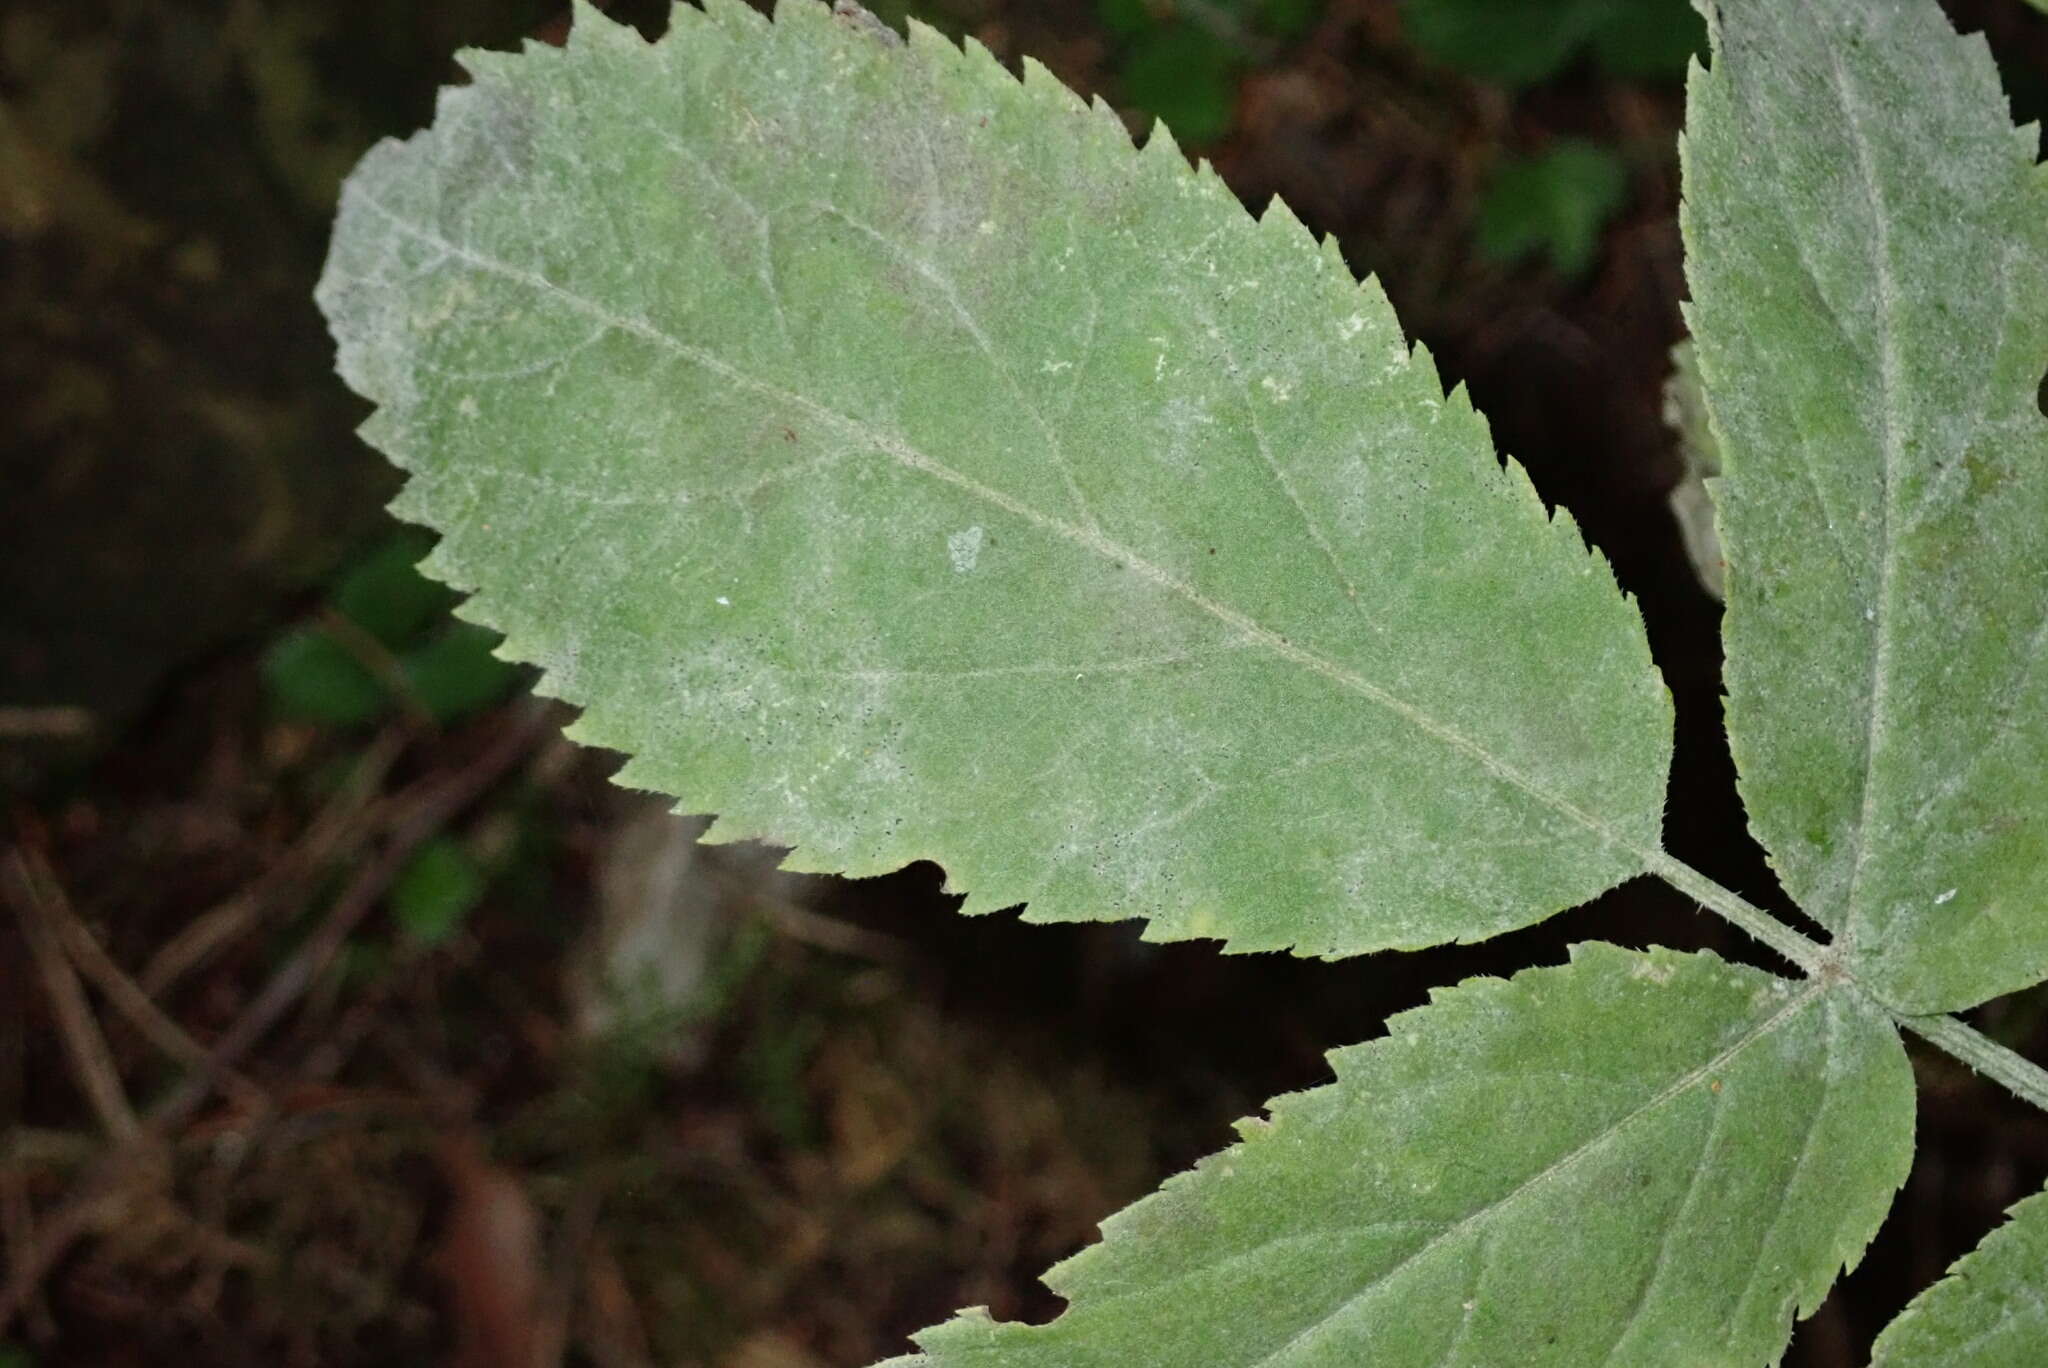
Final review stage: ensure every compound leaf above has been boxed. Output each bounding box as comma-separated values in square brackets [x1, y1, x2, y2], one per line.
[882, 943, 1913, 1368]
[1872, 1186, 2048, 1367]
[1682, 0, 2048, 1011]
[319, 0, 1671, 957]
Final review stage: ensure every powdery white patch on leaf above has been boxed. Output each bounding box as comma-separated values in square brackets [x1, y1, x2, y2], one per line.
[946, 525, 984, 573]
[880, 944, 1913, 1368]
[1872, 1186, 2048, 1367]
[1682, 0, 2048, 1011]
[316, 0, 1671, 958]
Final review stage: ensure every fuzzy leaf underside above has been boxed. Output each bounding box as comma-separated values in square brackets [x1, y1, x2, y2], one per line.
[1872, 1187, 2048, 1366]
[317, 0, 1672, 957]
[1682, 0, 2048, 1011]
[881, 943, 1913, 1368]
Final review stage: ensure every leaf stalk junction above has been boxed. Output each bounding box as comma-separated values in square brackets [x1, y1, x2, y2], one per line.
[1642, 849, 2048, 1114]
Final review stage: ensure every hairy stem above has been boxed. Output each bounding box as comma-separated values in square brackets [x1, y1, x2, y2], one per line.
[1639, 848, 1826, 974]
[1644, 849, 2048, 1115]
[1899, 1012, 2048, 1114]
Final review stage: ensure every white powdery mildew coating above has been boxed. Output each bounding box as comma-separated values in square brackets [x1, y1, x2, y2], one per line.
[946, 525, 984, 573]
[1871, 1185, 2048, 1365]
[317, 0, 1671, 960]
[1685, 0, 2048, 1013]
[889, 946, 1913, 1367]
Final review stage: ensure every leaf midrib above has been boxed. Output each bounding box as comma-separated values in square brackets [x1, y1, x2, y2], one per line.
[348, 187, 1645, 866]
[1819, 30, 1906, 958]
[1236, 979, 1829, 1366]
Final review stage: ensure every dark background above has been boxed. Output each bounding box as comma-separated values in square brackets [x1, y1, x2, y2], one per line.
[5, 1, 2048, 1364]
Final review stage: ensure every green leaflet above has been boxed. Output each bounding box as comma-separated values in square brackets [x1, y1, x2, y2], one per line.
[1681, 0, 2048, 1012]
[1873, 1187, 2048, 1367]
[882, 944, 1913, 1368]
[317, 0, 1672, 957]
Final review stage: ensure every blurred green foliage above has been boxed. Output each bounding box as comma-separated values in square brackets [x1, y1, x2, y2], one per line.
[1, 0, 567, 770]
[1117, 22, 1238, 143]
[1403, 0, 1683, 280]
[400, 621, 523, 722]
[1475, 139, 1630, 277]
[1096, 0, 1324, 144]
[327, 532, 456, 644]
[1402, 0, 1703, 87]
[391, 835, 488, 947]
[261, 530, 521, 728]
[261, 628, 388, 727]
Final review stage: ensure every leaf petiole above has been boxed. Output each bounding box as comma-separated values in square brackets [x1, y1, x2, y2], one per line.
[1898, 1011, 2048, 1116]
[1643, 849, 2048, 1115]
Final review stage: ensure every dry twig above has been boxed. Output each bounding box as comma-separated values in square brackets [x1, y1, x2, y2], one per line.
[14, 847, 264, 1108]
[140, 726, 407, 997]
[0, 708, 93, 741]
[5, 851, 138, 1143]
[0, 702, 558, 1334]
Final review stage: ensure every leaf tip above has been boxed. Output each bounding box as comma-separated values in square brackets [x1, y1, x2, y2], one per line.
[565, 0, 636, 49]
[710, 0, 771, 31]
[956, 28, 1011, 82]
[904, 13, 955, 59]
[1140, 115, 1189, 167]
[1255, 192, 1313, 248]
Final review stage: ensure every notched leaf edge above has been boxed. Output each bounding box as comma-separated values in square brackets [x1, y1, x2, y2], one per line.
[327, 0, 1667, 960]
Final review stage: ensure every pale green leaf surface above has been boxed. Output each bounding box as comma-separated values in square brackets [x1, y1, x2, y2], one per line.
[318, 0, 1671, 956]
[1662, 340, 1723, 600]
[1681, 0, 2048, 1010]
[881, 943, 1912, 1368]
[1872, 1186, 2048, 1367]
